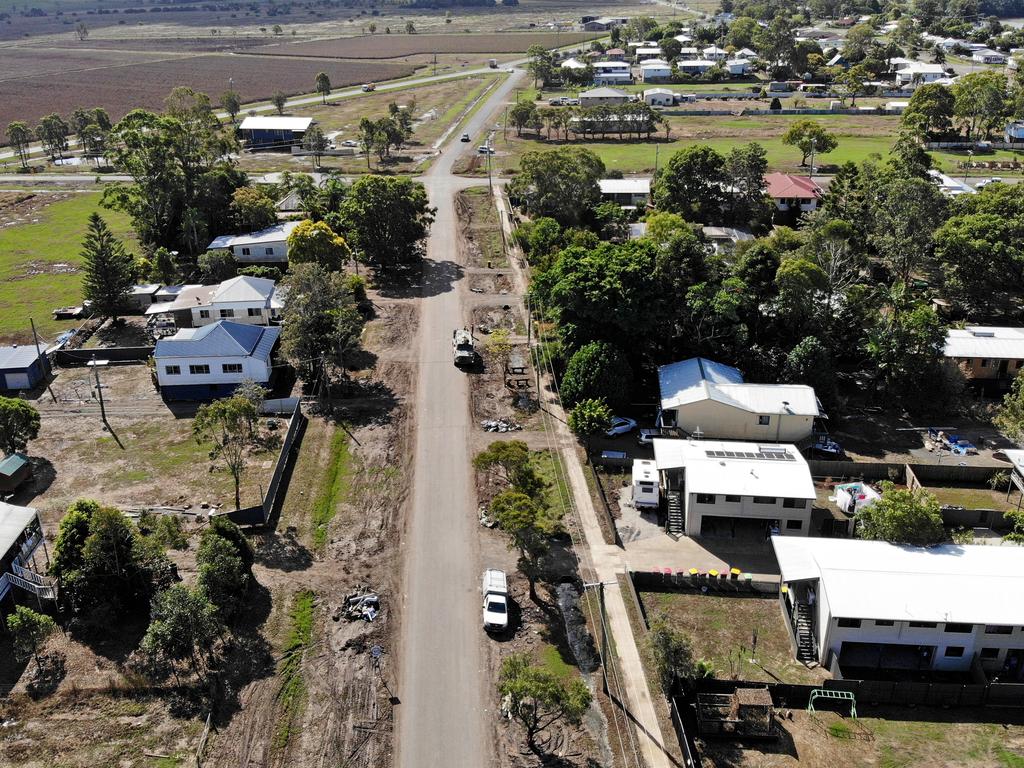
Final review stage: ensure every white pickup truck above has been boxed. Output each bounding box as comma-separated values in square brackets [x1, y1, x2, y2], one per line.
[452, 327, 477, 367]
[482, 568, 509, 632]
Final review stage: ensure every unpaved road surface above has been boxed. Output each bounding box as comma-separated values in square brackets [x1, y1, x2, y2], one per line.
[396, 69, 523, 768]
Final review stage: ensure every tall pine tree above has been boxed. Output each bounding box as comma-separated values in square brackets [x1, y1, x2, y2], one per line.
[81, 213, 134, 323]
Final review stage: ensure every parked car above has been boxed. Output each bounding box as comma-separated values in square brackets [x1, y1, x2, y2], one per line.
[605, 416, 638, 437]
[548, 97, 566, 106]
[975, 176, 1003, 188]
[477, 145, 496, 155]
[565, 98, 581, 106]
[482, 569, 509, 632]
[341, 139, 359, 147]
[460, 132, 471, 142]
[361, 83, 376, 92]
[637, 429, 658, 446]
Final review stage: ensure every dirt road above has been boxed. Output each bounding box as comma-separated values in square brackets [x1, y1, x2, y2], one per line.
[395, 70, 523, 768]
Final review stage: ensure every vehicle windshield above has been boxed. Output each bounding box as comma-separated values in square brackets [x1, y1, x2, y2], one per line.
[456, 343, 473, 351]
[487, 601, 507, 614]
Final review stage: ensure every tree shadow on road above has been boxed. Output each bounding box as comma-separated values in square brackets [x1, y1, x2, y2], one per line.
[374, 258, 464, 299]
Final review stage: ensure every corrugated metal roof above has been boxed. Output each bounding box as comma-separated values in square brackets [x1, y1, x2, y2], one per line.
[207, 220, 300, 251]
[599, 178, 651, 195]
[0, 501, 36, 557]
[772, 536, 1024, 625]
[0, 452, 29, 477]
[239, 116, 314, 132]
[211, 275, 276, 304]
[580, 87, 629, 97]
[658, 357, 819, 416]
[0, 345, 43, 370]
[155, 321, 280, 360]
[945, 327, 1024, 359]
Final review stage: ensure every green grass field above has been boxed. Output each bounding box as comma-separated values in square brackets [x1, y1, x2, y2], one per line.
[0, 192, 136, 344]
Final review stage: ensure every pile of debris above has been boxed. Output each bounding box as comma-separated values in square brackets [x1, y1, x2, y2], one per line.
[481, 419, 523, 432]
[339, 587, 381, 622]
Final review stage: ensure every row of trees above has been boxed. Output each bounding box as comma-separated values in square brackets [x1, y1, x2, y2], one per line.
[902, 73, 1024, 141]
[510, 100, 666, 141]
[6, 106, 111, 168]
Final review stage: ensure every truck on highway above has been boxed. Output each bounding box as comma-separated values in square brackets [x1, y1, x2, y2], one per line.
[488, 58, 498, 68]
[452, 327, 477, 367]
[482, 569, 509, 632]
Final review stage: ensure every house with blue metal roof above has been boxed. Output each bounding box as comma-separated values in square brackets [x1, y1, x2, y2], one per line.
[0, 344, 49, 392]
[153, 320, 281, 401]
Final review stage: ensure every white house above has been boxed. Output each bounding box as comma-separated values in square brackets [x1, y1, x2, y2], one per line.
[0, 501, 54, 613]
[635, 46, 663, 62]
[774, 536, 1024, 679]
[676, 59, 716, 75]
[592, 61, 632, 85]
[673, 33, 694, 44]
[640, 59, 672, 82]
[944, 326, 1024, 381]
[643, 87, 676, 106]
[701, 225, 754, 254]
[894, 62, 947, 86]
[653, 439, 816, 537]
[734, 47, 758, 59]
[972, 49, 1007, 64]
[145, 275, 283, 329]
[599, 177, 651, 207]
[560, 56, 589, 71]
[154, 320, 281, 400]
[1006, 121, 1024, 141]
[726, 58, 751, 75]
[702, 45, 728, 60]
[579, 86, 631, 106]
[677, 46, 700, 58]
[207, 220, 301, 265]
[657, 357, 821, 442]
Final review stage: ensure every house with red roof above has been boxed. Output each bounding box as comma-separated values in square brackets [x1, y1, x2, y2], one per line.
[764, 173, 823, 214]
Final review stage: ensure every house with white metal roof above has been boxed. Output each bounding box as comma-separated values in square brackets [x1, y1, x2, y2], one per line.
[652, 439, 815, 537]
[0, 501, 54, 613]
[238, 116, 315, 149]
[640, 59, 672, 82]
[676, 59, 717, 75]
[643, 87, 676, 106]
[146, 275, 282, 329]
[894, 62, 947, 86]
[599, 177, 651, 207]
[207, 220, 300, 265]
[0, 345, 49, 392]
[579, 86, 631, 106]
[944, 326, 1024, 381]
[154, 320, 281, 400]
[773, 536, 1024, 678]
[657, 357, 821, 442]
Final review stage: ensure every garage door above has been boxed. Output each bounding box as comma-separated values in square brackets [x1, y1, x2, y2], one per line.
[699, 515, 769, 539]
[1, 372, 30, 390]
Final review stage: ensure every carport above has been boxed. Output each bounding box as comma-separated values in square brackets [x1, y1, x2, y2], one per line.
[699, 515, 771, 539]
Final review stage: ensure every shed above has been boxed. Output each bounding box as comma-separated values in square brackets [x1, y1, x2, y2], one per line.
[0, 345, 49, 392]
[0, 453, 31, 494]
[238, 116, 315, 150]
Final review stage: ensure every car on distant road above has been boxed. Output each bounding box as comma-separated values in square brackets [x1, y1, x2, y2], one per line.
[975, 176, 1003, 188]
[477, 145, 496, 155]
[605, 416, 638, 437]
[341, 139, 359, 147]
[361, 83, 376, 92]
[460, 132, 471, 142]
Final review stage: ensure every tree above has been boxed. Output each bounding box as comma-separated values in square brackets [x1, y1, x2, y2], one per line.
[902, 83, 955, 137]
[196, 530, 250, 621]
[857, 481, 945, 545]
[508, 147, 605, 227]
[473, 440, 542, 497]
[995, 375, 1024, 443]
[560, 342, 631, 407]
[51, 499, 100, 581]
[725, 142, 769, 226]
[952, 70, 1009, 139]
[490, 491, 558, 601]
[526, 44, 554, 88]
[272, 91, 288, 115]
[81, 213, 134, 323]
[6, 121, 32, 169]
[568, 398, 612, 443]
[842, 23, 875, 61]
[870, 177, 947, 285]
[659, 36, 682, 61]
[889, 131, 933, 178]
[315, 71, 332, 105]
[509, 100, 538, 136]
[193, 395, 258, 509]
[0, 396, 40, 453]
[6, 606, 56, 672]
[498, 653, 592, 756]
[336, 175, 434, 272]
[726, 16, 759, 49]
[287, 219, 349, 271]
[782, 120, 837, 166]
[834, 63, 871, 106]
[783, 336, 837, 403]
[229, 186, 277, 233]
[865, 291, 947, 402]
[36, 113, 70, 161]
[653, 145, 727, 224]
[934, 213, 1024, 316]
[198, 250, 237, 283]
[221, 90, 242, 123]
[280, 263, 366, 382]
[140, 585, 221, 679]
[648, 619, 707, 694]
[405, 20, 416, 34]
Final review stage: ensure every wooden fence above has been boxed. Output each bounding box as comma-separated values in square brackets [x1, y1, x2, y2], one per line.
[809, 459, 1004, 486]
[54, 345, 154, 366]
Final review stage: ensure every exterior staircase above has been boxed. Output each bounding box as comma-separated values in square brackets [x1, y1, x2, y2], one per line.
[666, 491, 684, 538]
[794, 603, 818, 666]
[7, 570, 56, 601]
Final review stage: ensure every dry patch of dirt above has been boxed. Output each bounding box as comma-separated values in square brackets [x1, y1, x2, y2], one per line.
[5, 259, 78, 281]
[0, 191, 73, 229]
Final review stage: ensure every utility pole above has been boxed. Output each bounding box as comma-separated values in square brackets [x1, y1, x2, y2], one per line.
[808, 137, 816, 181]
[503, 104, 509, 141]
[432, 52, 437, 77]
[29, 318, 56, 403]
[90, 354, 107, 425]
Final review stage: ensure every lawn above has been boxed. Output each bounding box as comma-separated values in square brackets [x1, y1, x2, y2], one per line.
[639, 590, 827, 686]
[532, 448, 572, 522]
[0, 191, 136, 344]
[926, 484, 1019, 513]
[457, 187, 506, 268]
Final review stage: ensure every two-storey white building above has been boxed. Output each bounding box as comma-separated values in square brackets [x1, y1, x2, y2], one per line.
[207, 220, 300, 265]
[145, 275, 283, 329]
[774, 537, 1024, 679]
[153, 320, 281, 400]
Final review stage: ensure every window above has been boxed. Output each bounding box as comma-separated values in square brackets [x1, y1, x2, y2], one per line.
[944, 623, 972, 633]
[1017, 361, 1024, 369]
[639, 483, 654, 492]
[219, 309, 235, 318]
[909, 621, 937, 628]
[874, 619, 895, 627]
[696, 493, 716, 504]
[980, 359, 990, 368]
[199, 309, 210, 319]
[164, 365, 181, 375]
[757, 415, 771, 426]
[783, 498, 806, 509]
[785, 519, 803, 530]
[241, 247, 251, 256]
[725, 495, 741, 503]
[985, 625, 1013, 635]
[222, 363, 243, 374]
[980, 648, 1000, 660]
[837, 618, 861, 628]
[944, 646, 965, 657]
[189, 364, 210, 375]
[753, 496, 777, 505]
[265, 247, 274, 255]
[247, 307, 263, 317]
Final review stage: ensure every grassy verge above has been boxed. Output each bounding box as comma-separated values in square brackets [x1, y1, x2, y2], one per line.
[532, 448, 571, 521]
[459, 186, 507, 267]
[273, 590, 316, 752]
[311, 426, 352, 550]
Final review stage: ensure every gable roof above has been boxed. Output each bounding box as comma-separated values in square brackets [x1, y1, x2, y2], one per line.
[239, 116, 314, 132]
[208, 220, 300, 251]
[772, 536, 1024, 626]
[658, 357, 820, 416]
[764, 172, 822, 200]
[211, 275, 276, 304]
[0, 345, 43, 371]
[154, 321, 280, 360]
[945, 326, 1024, 359]
[580, 87, 629, 98]
[0, 501, 36, 557]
